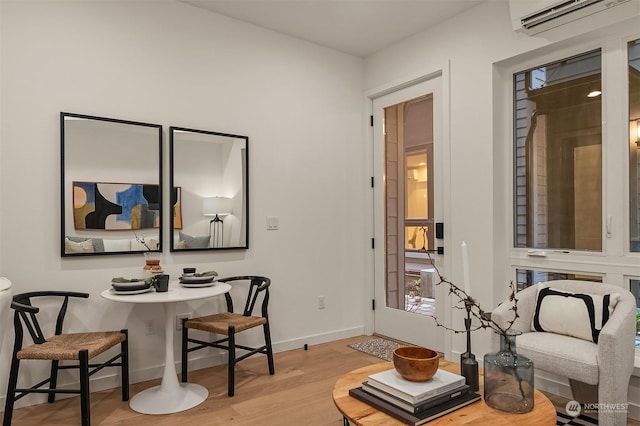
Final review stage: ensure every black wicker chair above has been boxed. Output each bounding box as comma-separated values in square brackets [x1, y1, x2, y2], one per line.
[181, 276, 274, 396]
[3, 291, 129, 426]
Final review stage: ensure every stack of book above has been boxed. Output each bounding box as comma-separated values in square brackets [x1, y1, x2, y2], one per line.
[349, 368, 481, 425]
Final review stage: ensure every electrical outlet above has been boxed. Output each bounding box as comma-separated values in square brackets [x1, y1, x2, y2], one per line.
[318, 296, 326, 310]
[176, 313, 191, 331]
[145, 320, 154, 335]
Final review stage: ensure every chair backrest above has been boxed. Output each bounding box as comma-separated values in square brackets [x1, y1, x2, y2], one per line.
[217, 276, 270, 318]
[0, 278, 12, 355]
[536, 280, 629, 298]
[535, 279, 637, 332]
[10, 291, 89, 347]
[500, 280, 636, 334]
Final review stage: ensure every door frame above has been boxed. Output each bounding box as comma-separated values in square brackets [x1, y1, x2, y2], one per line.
[364, 64, 453, 355]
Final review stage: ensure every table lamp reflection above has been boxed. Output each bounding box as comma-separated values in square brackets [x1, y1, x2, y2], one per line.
[203, 196, 231, 248]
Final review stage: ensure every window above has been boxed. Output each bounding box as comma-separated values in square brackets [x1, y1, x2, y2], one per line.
[514, 50, 602, 251]
[515, 269, 602, 292]
[508, 36, 640, 356]
[629, 39, 640, 251]
[384, 93, 436, 313]
[630, 279, 640, 349]
[630, 39, 640, 351]
[403, 97, 434, 254]
[405, 150, 431, 251]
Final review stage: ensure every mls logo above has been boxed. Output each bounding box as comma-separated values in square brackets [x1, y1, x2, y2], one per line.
[566, 400, 582, 417]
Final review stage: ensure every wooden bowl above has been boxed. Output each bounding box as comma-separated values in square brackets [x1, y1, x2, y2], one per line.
[392, 346, 439, 382]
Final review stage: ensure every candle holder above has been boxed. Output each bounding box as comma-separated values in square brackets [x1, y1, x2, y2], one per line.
[460, 300, 479, 391]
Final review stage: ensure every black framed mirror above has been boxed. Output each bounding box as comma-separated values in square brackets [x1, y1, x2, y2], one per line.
[170, 127, 248, 251]
[61, 112, 163, 256]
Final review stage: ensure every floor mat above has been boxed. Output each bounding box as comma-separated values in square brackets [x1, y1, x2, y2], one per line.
[556, 411, 598, 425]
[347, 338, 401, 361]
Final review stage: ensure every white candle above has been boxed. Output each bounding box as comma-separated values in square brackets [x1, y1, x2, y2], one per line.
[461, 241, 470, 295]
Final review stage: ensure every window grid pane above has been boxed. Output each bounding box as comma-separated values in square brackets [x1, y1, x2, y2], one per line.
[515, 269, 602, 292]
[630, 280, 640, 349]
[629, 39, 640, 251]
[513, 50, 602, 251]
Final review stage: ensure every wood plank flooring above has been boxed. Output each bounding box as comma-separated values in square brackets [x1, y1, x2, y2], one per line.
[5, 335, 639, 425]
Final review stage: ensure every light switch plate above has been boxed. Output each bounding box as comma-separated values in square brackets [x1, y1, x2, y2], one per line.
[267, 216, 279, 230]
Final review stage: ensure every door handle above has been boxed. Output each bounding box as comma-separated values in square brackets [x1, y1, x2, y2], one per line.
[424, 247, 444, 255]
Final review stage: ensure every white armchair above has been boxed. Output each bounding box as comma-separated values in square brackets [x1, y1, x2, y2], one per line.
[492, 280, 636, 426]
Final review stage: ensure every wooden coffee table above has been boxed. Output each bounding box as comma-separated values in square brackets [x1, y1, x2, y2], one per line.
[333, 361, 556, 425]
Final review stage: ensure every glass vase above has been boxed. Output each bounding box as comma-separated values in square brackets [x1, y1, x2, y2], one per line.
[483, 330, 534, 413]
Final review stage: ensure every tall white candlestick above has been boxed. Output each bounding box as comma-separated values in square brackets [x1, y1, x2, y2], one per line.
[461, 241, 470, 295]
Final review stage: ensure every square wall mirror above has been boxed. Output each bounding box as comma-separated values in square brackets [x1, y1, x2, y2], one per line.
[61, 112, 163, 256]
[170, 127, 248, 251]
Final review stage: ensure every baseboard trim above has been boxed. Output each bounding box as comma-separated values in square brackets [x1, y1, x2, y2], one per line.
[272, 326, 365, 352]
[0, 326, 366, 410]
[533, 371, 574, 399]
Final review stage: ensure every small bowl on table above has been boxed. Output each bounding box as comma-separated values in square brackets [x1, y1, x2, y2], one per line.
[393, 346, 439, 382]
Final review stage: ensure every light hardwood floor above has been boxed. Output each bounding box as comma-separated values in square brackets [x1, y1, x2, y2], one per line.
[5, 335, 639, 425]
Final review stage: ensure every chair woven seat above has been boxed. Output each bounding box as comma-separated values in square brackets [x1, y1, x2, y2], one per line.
[18, 331, 126, 361]
[4, 291, 129, 426]
[185, 313, 267, 334]
[182, 276, 274, 397]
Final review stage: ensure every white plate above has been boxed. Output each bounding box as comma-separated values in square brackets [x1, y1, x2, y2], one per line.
[112, 282, 151, 291]
[179, 276, 216, 284]
[111, 279, 147, 284]
[110, 287, 154, 295]
[180, 282, 216, 288]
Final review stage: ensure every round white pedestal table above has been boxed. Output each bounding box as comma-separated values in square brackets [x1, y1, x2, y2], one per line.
[101, 281, 231, 414]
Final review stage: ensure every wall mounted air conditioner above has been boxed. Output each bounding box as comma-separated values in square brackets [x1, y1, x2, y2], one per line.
[509, 0, 639, 35]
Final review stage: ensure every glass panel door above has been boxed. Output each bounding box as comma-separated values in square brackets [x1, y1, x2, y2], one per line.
[373, 77, 446, 350]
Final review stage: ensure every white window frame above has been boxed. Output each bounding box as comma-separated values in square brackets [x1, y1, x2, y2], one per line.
[495, 28, 640, 370]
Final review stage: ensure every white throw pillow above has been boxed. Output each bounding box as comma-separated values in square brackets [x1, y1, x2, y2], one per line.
[102, 239, 131, 252]
[532, 285, 619, 343]
[64, 237, 94, 253]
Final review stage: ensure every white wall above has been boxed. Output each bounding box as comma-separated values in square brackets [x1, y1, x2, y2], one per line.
[0, 0, 366, 406]
[364, 0, 639, 419]
[173, 138, 224, 239]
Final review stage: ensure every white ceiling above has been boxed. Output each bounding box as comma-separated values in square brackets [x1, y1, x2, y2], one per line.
[181, 0, 486, 57]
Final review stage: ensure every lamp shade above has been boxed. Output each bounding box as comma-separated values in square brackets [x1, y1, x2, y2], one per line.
[203, 197, 231, 216]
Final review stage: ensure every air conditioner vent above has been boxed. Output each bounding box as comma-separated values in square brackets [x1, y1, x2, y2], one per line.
[509, 0, 638, 35]
[521, 0, 603, 29]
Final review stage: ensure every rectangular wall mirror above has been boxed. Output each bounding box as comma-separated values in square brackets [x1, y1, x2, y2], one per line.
[170, 127, 248, 251]
[61, 112, 163, 256]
